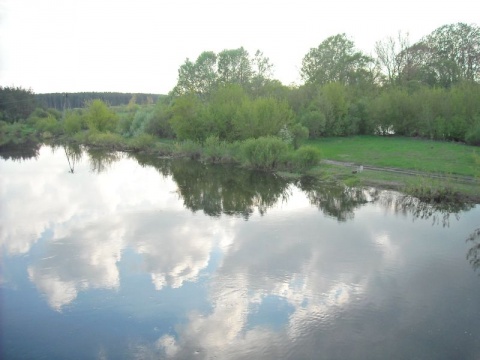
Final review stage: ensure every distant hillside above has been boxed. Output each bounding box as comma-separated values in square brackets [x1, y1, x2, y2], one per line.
[36, 92, 165, 109]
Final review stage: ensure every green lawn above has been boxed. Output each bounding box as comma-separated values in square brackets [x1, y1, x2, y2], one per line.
[307, 136, 480, 177]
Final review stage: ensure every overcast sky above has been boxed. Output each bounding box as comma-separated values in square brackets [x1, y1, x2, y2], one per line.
[0, 0, 478, 94]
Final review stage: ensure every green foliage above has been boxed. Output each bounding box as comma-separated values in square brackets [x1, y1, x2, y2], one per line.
[117, 112, 134, 137]
[300, 109, 326, 138]
[301, 34, 373, 86]
[202, 135, 231, 162]
[32, 115, 59, 134]
[173, 47, 274, 98]
[169, 94, 207, 142]
[278, 125, 293, 145]
[0, 86, 36, 123]
[419, 23, 480, 84]
[26, 108, 63, 136]
[293, 145, 322, 170]
[239, 136, 289, 170]
[63, 110, 85, 135]
[0, 121, 37, 146]
[174, 140, 203, 159]
[234, 96, 294, 140]
[86, 132, 126, 149]
[206, 84, 248, 140]
[290, 123, 309, 149]
[465, 120, 480, 146]
[128, 134, 156, 151]
[129, 107, 155, 137]
[169, 85, 295, 143]
[36, 92, 162, 110]
[473, 151, 480, 178]
[144, 99, 174, 138]
[85, 99, 118, 133]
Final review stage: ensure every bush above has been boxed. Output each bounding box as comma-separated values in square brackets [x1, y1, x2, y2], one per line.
[290, 123, 309, 149]
[63, 110, 84, 135]
[0, 121, 37, 146]
[32, 115, 61, 134]
[85, 99, 118, 133]
[202, 135, 230, 162]
[465, 120, 480, 146]
[129, 107, 155, 137]
[174, 140, 202, 159]
[128, 134, 156, 151]
[300, 110, 326, 138]
[87, 132, 126, 149]
[239, 136, 289, 170]
[293, 145, 322, 170]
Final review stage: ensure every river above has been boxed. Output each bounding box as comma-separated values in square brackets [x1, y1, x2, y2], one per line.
[1, 145, 479, 359]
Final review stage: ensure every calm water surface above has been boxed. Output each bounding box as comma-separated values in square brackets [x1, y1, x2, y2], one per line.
[1, 145, 479, 359]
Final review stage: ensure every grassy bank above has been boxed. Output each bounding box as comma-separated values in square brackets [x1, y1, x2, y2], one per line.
[302, 136, 480, 202]
[306, 136, 479, 177]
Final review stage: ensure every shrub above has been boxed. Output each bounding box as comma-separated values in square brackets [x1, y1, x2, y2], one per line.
[117, 112, 134, 136]
[294, 145, 322, 170]
[128, 134, 156, 151]
[203, 135, 230, 162]
[85, 99, 118, 133]
[465, 120, 480, 146]
[0, 121, 37, 146]
[129, 107, 155, 137]
[300, 110, 325, 138]
[87, 132, 126, 149]
[174, 140, 202, 159]
[63, 111, 84, 135]
[239, 136, 289, 170]
[32, 115, 61, 134]
[290, 123, 309, 149]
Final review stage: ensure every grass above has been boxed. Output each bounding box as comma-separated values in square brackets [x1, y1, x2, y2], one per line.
[306, 135, 479, 177]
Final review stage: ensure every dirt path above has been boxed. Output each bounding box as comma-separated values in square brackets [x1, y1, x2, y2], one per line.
[322, 159, 479, 184]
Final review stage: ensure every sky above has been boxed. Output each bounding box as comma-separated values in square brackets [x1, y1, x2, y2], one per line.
[0, 0, 478, 95]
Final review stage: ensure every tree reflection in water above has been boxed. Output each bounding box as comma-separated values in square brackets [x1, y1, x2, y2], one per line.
[86, 148, 122, 174]
[379, 191, 474, 227]
[297, 176, 380, 221]
[131, 154, 291, 219]
[64, 143, 83, 173]
[466, 227, 480, 274]
[0, 142, 40, 161]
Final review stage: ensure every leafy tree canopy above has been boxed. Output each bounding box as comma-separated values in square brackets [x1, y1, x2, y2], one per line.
[172, 47, 274, 98]
[301, 34, 373, 86]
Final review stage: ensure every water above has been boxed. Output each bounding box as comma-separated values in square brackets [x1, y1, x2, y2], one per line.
[1, 145, 479, 359]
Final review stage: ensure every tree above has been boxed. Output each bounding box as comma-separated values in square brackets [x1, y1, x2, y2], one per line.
[250, 50, 275, 96]
[301, 34, 373, 86]
[375, 31, 411, 85]
[173, 59, 197, 96]
[217, 47, 253, 87]
[84, 99, 118, 132]
[172, 48, 276, 99]
[169, 94, 207, 141]
[395, 23, 480, 87]
[0, 86, 36, 123]
[423, 23, 480, 83]
[193, 51, 218, 96]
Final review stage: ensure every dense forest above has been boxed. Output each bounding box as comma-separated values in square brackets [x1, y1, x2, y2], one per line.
[35, 92, 162, 110]
[1, 22, 480, 147]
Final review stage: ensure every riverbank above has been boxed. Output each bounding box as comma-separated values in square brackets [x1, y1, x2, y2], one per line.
[2, 130, 479, 203]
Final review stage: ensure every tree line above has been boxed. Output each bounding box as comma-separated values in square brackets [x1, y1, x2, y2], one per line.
[35, 92, 162, 110]
[2, 22, 480, 147]
[158, 22, 480, 145]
